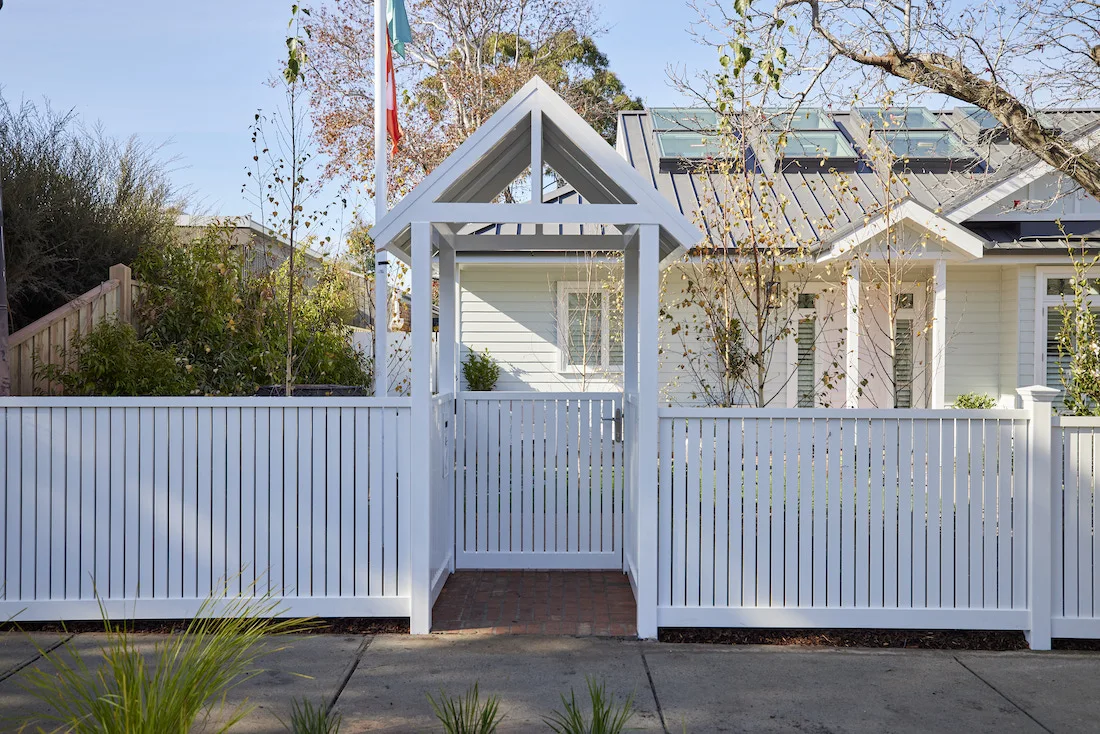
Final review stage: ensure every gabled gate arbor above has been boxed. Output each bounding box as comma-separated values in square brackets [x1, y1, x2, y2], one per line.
[370, 77, 699, 635]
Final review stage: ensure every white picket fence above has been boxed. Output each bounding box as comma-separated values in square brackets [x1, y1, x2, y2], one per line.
[656, 408, 1033, 630]
[0, 398, 411, 621]
[1054, 417, 1100, 638]
[429, 393, 456, 605]
[454, 392, 623, 569]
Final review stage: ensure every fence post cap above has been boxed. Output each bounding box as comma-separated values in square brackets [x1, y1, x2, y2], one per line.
[1016, 385, 1061, 403]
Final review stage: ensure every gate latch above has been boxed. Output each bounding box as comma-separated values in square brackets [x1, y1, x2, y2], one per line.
[602, 407, 624, 442]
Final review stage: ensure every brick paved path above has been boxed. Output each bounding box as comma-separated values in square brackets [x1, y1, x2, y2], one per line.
[431, 570, 637, 635]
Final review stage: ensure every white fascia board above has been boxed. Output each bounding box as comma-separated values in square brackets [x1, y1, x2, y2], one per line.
[818, 200, 986, 262]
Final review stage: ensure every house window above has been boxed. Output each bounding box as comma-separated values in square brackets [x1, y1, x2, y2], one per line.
[1040, 273, 1100, 398]
[558, 284, 624, 371]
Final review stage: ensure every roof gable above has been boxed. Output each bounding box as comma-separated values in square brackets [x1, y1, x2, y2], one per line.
[370, 76, 700, 258]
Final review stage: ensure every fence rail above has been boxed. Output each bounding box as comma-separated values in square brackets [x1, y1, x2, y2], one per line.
[0, 398, 411, 621]
[9, 264, 144, 397]
[455, 392, 623, 568]
[657, 411, 1032, 630]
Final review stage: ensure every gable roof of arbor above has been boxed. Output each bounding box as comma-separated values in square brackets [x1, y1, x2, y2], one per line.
[370, 76, 700, 261]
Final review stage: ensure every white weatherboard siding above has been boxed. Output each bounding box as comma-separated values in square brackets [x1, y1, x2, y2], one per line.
[1018, 266, 1039, 391]
[999, 266, 1021, 405]
[943, 265, 1006, 404]
[459, 263, 622, 393]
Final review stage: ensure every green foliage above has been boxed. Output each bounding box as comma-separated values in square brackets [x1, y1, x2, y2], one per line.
[17, 594, 315, 734]
[428, 682, 504, 734]
[38, 320, 197, 396]
[462, 349, 501, 392]
[132, 223, 370, 395]
[0, 97, 178, 330]
[283, 697, 342, 734]
[1057, 256, 1100, 416]
[953, 392, 997, 410]
[545, 677, 634, 734]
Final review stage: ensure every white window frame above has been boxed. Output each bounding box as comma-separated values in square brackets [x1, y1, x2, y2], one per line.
[556, 281, 624, 373]
[1033, 267, 1100, 392]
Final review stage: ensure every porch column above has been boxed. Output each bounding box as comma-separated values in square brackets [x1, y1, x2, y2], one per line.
[931, 259, 947, 409]
[374, 254, 389, 397]
[438, 240, 457, 395]
[410, 221, 433, 633]
[623, 238, 639, 396]
[636, 224, 659, 639]
[845, 261, 860, 408]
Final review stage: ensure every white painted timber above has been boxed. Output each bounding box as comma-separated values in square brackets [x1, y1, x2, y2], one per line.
[0, 399, 412, 622]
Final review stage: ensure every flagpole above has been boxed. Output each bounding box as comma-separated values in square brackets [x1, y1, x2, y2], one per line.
[373, 0, 389, 397]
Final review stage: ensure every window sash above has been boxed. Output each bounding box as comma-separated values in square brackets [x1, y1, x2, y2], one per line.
[560, 285, 623, 371]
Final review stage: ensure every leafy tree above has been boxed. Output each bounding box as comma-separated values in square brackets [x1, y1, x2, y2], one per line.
[0, 97, 177, 331]
[306, 0, 642, 198]
[695, 0, 1100, 200]
[1056, 247, 1100, 415]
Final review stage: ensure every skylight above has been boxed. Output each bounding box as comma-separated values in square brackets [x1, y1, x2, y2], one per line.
[877, 130, 973, 159]
[656, 131, 724, 159]
[650, 108, 720, 132]
[859, 107, 941, 129]
[762, 109, 857, 159]
[769, 130, 858, 158]
[960, 107, 1000, 130]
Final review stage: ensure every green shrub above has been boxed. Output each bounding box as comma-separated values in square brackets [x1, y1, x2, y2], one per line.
[953, 392, 997, 410]
[545, 677, 634, 734]
[283, 697, 342, 733]
[46, 223, 373, 396]
[428, 682, 503, 734]
[38, 319, 198, 396]
[18, 594, 314, 734]
[462, 349, 501, 391]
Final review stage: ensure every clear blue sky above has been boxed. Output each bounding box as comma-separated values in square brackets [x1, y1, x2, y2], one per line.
[0, 0, 713, 226]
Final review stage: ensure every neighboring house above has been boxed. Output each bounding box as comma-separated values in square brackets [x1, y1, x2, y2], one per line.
[454, 106, 1100, 408]
[175, 214, 378, 329]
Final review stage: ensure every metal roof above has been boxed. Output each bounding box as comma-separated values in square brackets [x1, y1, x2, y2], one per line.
[617, 107, 1100, 252]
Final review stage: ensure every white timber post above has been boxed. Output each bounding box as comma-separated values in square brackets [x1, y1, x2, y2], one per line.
[531, 109, 543, 199]
[845, 260, 861, 408]
[438, 241, 457, 395]
[374, 253, 390, 397]
[410, 221, 433, 633]
[622, 232, 639, 575]
[1018, 384, 1060, 650]
[636, 224, 659, 638]
[931, 259, 947, 409]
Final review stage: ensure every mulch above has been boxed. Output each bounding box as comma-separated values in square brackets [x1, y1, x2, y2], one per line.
[659, 627, 1100, 651]
[0, 618, 410, 635]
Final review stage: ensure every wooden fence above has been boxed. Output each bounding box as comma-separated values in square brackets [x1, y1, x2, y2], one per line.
[656, 408, 1033, 631]
[454, 392, 623, 569]
[9, 264, 144, 396]
[0, 398, 411, 621]
[1054, 417, 1100, 638]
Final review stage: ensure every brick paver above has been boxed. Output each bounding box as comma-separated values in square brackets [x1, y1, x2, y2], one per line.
[431, 570, 637, 636]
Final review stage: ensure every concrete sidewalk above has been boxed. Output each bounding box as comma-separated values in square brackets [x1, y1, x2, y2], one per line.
[2, 631, 1097, 733]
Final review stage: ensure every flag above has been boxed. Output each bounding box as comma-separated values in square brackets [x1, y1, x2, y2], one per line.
[387, 0, 412, 59]
[384, 0, 411, 153]
[385, 32, 401, 154]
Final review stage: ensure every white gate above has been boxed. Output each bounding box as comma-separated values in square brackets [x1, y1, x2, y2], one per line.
[455, 392, 624, 569]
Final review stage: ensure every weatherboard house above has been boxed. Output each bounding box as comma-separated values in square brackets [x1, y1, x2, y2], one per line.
[5, 77, 1098, 651]
[373, 79, 1099, 411]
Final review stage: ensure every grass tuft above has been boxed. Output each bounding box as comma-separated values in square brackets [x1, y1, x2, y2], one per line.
[17, 591, 315, 734]
[428, 682, 504, 734]
[283, 697, 342, 733]
[545, 676, 635, 734]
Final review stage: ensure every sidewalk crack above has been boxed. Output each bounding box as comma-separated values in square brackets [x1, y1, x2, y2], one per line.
[0, 633, 74, 684]
[640, 647, 668, 734]
[953, 656, 1052, 734]
[327, 634, 373, 714]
